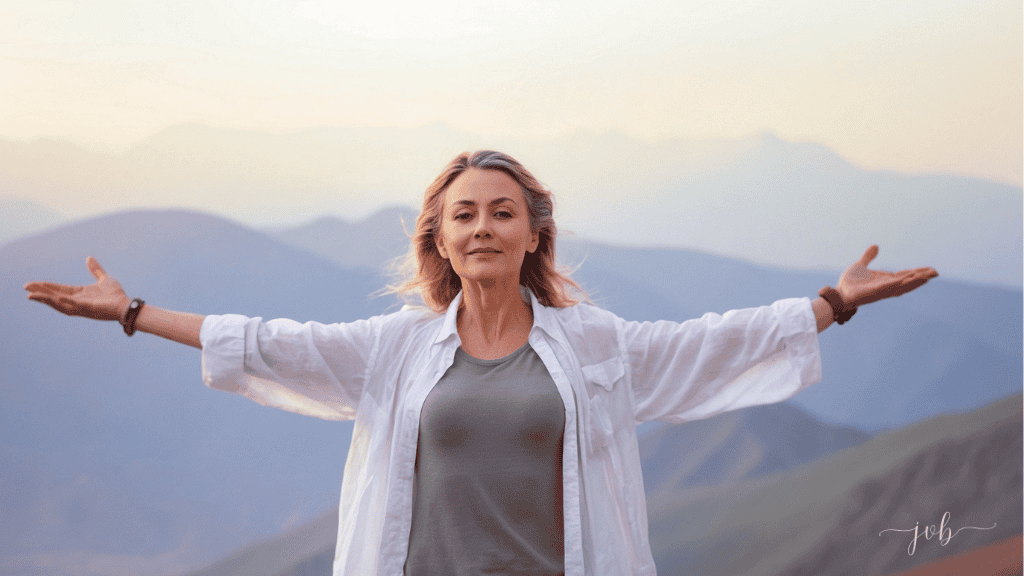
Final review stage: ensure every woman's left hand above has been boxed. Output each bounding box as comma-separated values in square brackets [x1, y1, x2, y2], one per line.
[837, 245, 939, 307]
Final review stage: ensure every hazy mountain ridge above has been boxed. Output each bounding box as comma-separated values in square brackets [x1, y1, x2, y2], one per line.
[181, 508, 338, 576]
[2, 208, 1018, 575]
[638, 401, 871, 495]
[882, 534, 1021, 576]
[645, 394, 1022, 576]
[0, 197, 67, 244]
[263, 206, 419, 272]
[1, 122, 1019, 288]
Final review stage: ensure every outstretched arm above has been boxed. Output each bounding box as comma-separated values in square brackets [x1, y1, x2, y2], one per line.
[24, 256, 204, 348]
[813, 245, 939, 333]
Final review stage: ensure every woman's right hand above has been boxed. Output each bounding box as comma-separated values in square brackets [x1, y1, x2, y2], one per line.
[24, 256, 131, 322]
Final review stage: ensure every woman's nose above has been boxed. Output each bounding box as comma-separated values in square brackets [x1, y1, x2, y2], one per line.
[473, 215, 493, 237]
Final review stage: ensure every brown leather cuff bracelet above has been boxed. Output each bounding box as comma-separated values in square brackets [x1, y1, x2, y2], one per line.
[818, 286, 857, 325]
[120, 298, 145, 336]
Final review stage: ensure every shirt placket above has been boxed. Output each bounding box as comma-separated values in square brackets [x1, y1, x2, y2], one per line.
[529, 332, 586, 576]
[377, 341, 458, 575]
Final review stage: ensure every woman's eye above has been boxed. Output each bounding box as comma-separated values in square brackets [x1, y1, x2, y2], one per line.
[495, 210, 512, 219]
[454, 213, 471, 221]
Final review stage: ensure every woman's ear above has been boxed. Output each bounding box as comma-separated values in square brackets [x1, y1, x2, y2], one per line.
[435, 234, 449, 260]
[527, 230, 540, 254]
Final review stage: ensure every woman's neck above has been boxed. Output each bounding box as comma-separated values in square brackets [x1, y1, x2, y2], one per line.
[457, 277, 533, 352]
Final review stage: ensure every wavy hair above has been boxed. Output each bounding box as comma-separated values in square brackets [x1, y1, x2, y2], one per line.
[387, 150, 587, 314]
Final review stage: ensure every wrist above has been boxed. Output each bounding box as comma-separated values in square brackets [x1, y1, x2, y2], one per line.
[836, 285, 857, 308]
[119, 297, 146, 336]
[116, 295, 133, 323]
[818, 286, 857, 325]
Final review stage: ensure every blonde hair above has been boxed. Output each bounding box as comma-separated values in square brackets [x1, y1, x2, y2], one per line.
[388, 150, 587, 314]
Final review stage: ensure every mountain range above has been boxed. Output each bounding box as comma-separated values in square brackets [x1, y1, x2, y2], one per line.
[2, 123, 1020, 288]
[1, 208, 1019, 575]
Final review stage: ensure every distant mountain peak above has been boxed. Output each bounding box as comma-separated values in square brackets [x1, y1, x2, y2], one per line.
[0, 196, 68, 244]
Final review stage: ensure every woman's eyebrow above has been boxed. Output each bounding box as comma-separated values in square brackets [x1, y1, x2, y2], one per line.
[453, 196, 518, 208]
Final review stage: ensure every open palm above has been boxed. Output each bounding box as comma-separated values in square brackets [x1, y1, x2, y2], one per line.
[837, 245, 938, 307]
[24, 256, 130, 321]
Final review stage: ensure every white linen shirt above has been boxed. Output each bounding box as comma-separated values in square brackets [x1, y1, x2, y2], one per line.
[199, 287, 822, 575]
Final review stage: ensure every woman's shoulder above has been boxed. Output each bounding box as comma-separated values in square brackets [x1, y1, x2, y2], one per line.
[542, 299, 621, 345]
[547, 298, 619, 324]
[371, 304, 444, 330]
[540, 301, 624, 366]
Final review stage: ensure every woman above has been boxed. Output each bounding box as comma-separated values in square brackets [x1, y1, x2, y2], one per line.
[24, 150, 938, 575]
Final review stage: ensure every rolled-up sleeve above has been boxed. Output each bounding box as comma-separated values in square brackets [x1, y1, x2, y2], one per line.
[200, 314, 382, 421]
[624, 297, 821, 423]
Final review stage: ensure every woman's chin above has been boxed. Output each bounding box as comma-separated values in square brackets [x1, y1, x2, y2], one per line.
[455, 269, 521, 288]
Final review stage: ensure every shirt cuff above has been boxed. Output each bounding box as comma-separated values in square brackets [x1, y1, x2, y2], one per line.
[200, 314, 249, 394]
[776, 296, 823, 394]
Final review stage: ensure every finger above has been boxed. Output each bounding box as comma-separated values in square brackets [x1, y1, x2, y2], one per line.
[57, 294, 78, 311]
[86, 256, 107, 281]
[27, 294, 69, 314]
[27, 293, 57, 305]
[900, 266, 935, 275]
[857, 245, 879, 267]
[907, 268, 937, 283]
[23, 281, 77, 295]
[898, 278, 928, 295]
[904, 267, 929, 281]
[895, 270, 933, 294]
[27, 294, 50, 308]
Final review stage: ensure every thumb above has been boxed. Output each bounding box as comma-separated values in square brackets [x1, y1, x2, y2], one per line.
[857, 245, 879, 267]
[86, 256, 107, 281]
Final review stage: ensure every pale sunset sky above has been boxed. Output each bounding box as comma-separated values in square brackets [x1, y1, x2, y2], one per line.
[1, 0, 1020, 186]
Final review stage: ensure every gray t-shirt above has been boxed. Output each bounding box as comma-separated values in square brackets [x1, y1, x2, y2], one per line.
[404, 341, 566, 576]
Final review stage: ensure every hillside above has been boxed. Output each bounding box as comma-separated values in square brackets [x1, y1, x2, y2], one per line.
[647, 394, 1022, 575]
[2, 208, 1018, 575]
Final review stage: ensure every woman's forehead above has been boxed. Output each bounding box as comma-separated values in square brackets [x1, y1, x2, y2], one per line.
[445, 169, 524, 205]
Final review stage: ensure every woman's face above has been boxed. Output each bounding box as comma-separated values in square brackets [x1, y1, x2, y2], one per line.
[435, 168, 539, 288]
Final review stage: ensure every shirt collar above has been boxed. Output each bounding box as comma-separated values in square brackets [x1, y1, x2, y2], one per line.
[432, 285, 561, 346]
[434, 291, 463, 345]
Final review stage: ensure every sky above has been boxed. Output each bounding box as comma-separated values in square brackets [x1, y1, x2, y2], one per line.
[1, 0, 1021, 186]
